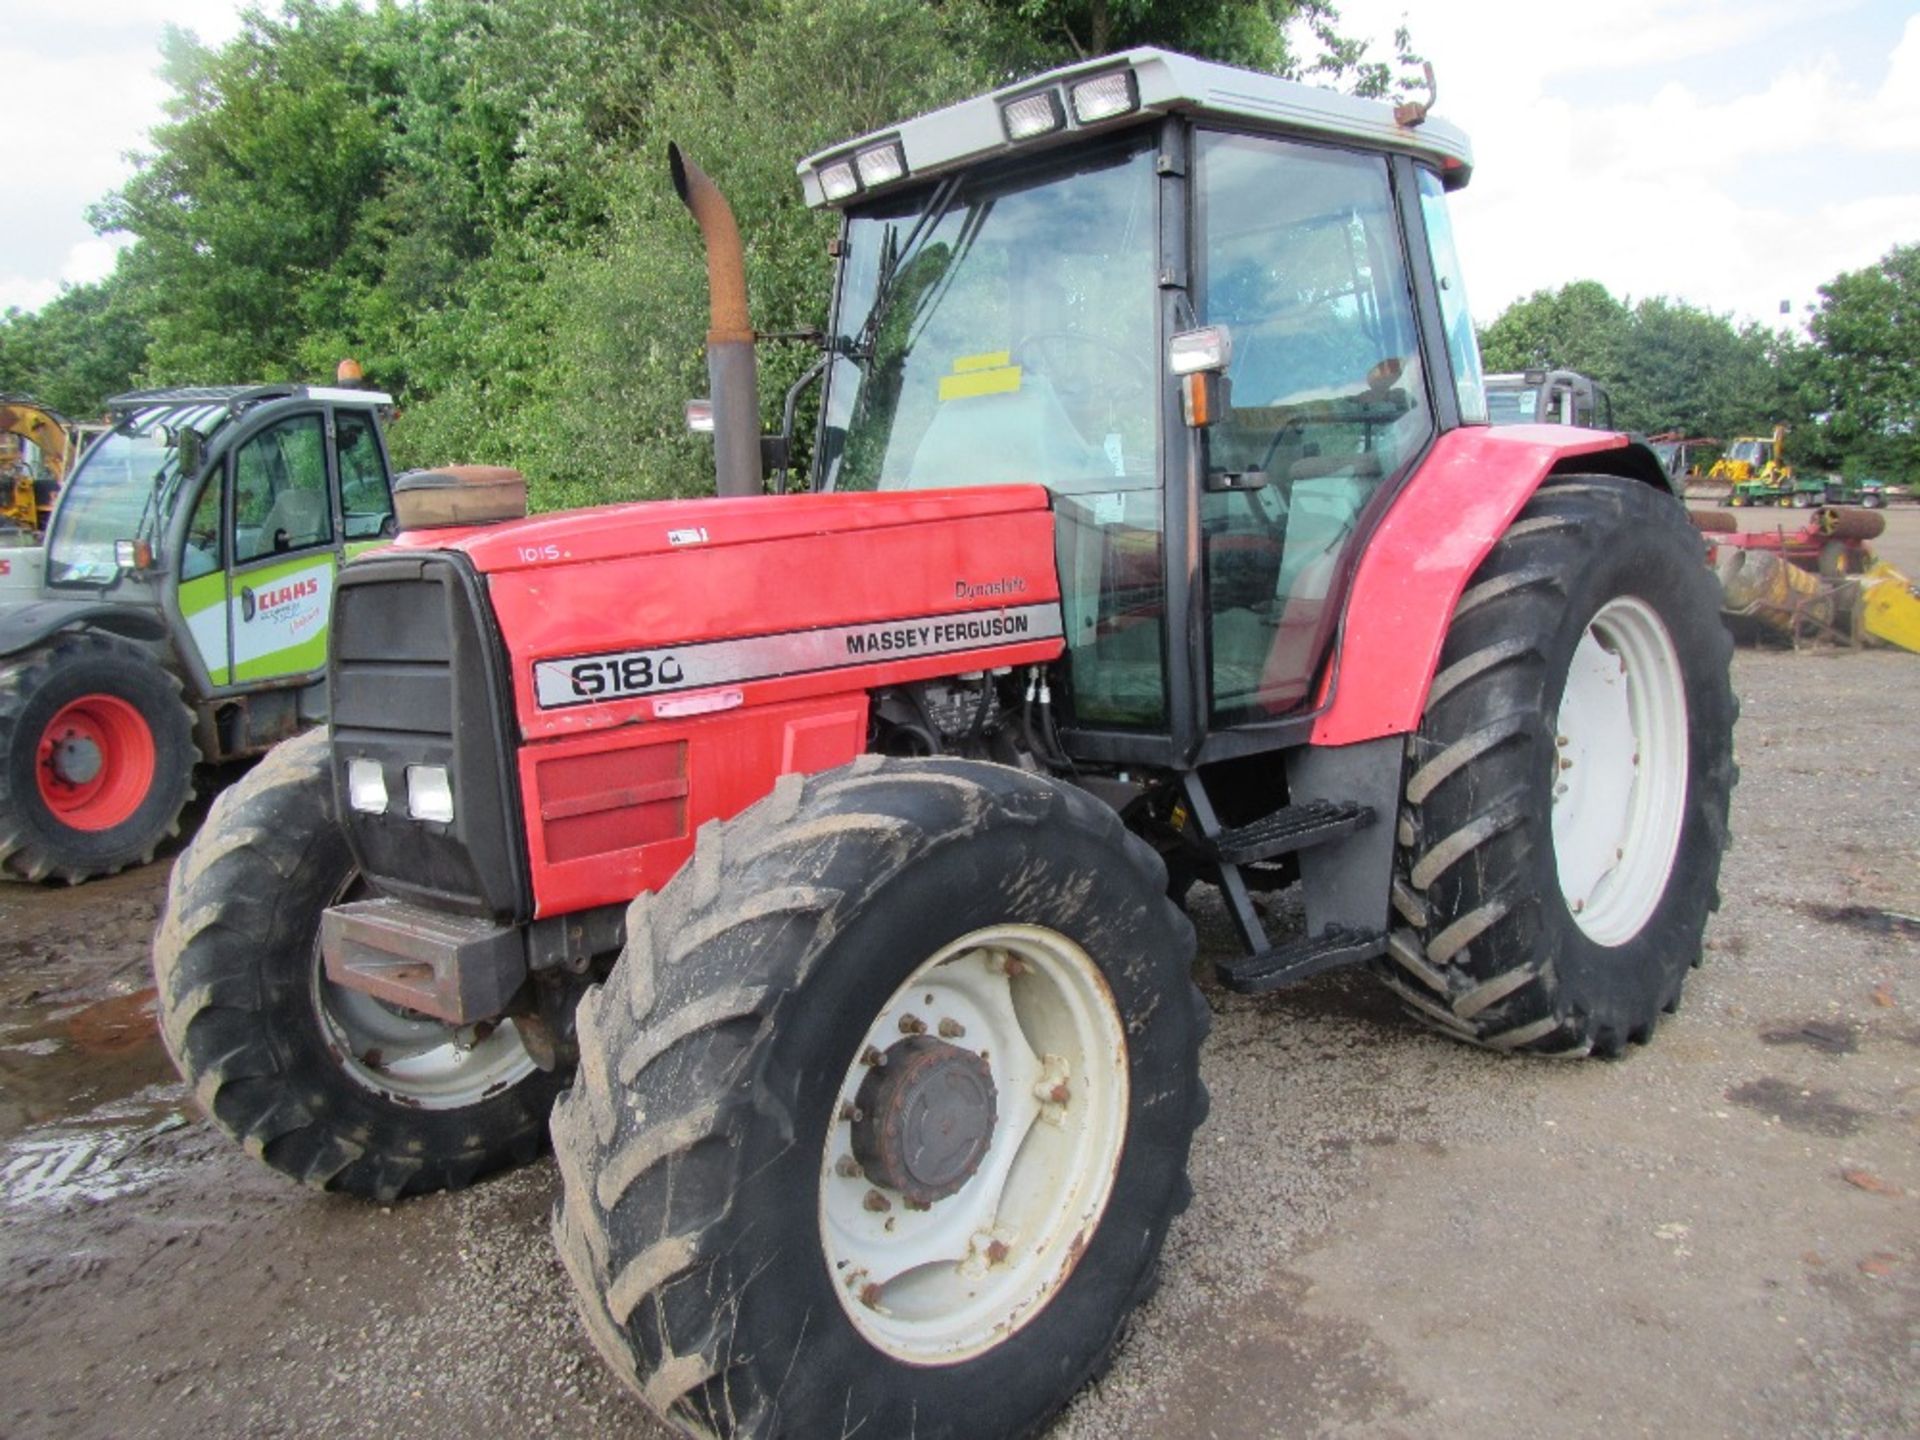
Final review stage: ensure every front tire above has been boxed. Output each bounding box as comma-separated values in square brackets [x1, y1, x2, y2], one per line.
[1379, 476, 1737, 1057]
[155, 729, 562, 1200]
[552, 757, 1207, 1439]
[0, 632, 197, 882]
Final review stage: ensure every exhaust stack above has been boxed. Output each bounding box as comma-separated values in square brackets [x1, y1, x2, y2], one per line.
[670, 143, 763, 499]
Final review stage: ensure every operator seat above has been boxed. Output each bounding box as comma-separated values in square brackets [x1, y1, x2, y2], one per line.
[260, 487, 328, 552]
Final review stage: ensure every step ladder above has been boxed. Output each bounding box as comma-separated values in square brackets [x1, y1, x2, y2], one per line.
[1179, 773, 1389, 995]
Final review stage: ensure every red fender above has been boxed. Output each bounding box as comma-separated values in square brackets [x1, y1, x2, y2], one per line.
[1310, 426, 1648, 747]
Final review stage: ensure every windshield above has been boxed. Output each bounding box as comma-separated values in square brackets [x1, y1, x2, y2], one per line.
[819, 137, 1159, 496]
[1729, 439, 1770, 465]
[44, 427, 187, 586]
[1483, 385, 1539, 426]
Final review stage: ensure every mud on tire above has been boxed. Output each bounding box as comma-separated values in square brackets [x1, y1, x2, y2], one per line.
[154, 729, 563, 1201]
[551, 756, 1210, 1440]
[1379, 476, 1737, 1057]
[0, 632, 197, 883]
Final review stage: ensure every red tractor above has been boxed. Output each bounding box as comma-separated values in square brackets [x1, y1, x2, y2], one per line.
[154, 48, 1735, 1440]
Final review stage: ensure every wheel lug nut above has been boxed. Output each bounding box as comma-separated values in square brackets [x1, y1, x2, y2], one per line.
[861, 1045, 886, 1068]
[897, 1014, 927, 1036]
[863, 1189, 891, 1213]
[904, 1196, 931, 1212]
[938, 1017, 966, 1039]
[835, 1155, 863, 1179]
[838, 1101, 864, 1123]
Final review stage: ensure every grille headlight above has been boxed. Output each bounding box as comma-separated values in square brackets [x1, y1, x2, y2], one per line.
[1070, 70, 1139, 124]
[855, 141, 906, 188]
[406, 764, 454, 823]
[347, 758, 389, 814]
[818, 159, 860, 201]
[1169, 325, 1235, 375]
[1001, 90, 1065, 141]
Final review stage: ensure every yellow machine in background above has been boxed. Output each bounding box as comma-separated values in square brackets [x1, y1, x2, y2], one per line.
[0, 396, 78, 536]
[1711, 423, 1794, 506]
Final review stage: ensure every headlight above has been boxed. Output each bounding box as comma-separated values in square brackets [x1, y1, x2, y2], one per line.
[1001, 90, 1065, 141]
[855, 141, 906, 188]
[406, 764, 454, 823]
[818, 158, 860, 201]
[1069, 70, 1139, 125]
[347, 758, 389, 814]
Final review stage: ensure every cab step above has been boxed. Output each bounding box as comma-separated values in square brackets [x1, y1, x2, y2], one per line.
[1215, 926, 1388, 995]
[1207, 798, 1374, 866]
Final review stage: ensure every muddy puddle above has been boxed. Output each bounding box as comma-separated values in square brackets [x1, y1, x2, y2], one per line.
[0, 987, 177, 1142]
[0, 981, 191, 1209]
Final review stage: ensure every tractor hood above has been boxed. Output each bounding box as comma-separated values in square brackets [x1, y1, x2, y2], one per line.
[384, 487, 1055, 575]
[376, 485, 1065, 748]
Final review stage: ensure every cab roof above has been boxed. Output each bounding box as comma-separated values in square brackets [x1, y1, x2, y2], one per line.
[798, 47, 1473, 209]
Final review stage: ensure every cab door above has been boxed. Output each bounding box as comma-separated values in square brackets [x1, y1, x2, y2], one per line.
[224, 410, 338, 687]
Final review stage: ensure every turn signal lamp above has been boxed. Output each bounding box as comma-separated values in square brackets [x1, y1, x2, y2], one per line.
[684, 398, 716, 434]
[1169, 325, 1234, 375]
[406, 764, 454, 824]
[855, 141, 907, 188]
[1069, 70, 1139, 125]
[347, 758, 388, 814]
[818, 159, 860, 202]
[114, 539, 155, 570]
[1001, 90, 1065, 141]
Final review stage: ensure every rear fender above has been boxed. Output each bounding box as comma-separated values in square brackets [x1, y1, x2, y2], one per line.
[0, 597, 170, 662]
[1311, 426, 1668, 747]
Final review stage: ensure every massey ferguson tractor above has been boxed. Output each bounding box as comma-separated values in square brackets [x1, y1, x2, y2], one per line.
[154, 49, 1735, 1440]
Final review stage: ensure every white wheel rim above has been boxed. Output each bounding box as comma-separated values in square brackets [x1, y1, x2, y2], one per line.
[818, 924, 1130, 1364]
[1551, 596, 1690, 946]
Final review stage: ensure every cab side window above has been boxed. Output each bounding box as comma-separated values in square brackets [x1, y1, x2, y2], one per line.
[335, 410, 393, 540]
[232, 414, 331, 564]
[181, 478, 222, 580]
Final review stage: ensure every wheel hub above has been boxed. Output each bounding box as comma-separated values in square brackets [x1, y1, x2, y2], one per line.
[50, 734, 104, 786]
[852, 1036, 998, 1204]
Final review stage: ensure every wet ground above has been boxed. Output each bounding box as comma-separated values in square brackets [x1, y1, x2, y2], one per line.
[2, 509, 1916, 1439]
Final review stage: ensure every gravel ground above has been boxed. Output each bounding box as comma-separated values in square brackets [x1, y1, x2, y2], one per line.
[1, 509, 1915, 1439]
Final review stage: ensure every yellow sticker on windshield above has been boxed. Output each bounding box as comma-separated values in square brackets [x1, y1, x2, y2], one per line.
[939, 365, 1023, 402]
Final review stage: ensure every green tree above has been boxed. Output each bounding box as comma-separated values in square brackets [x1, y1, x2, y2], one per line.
[1479, 281, 1807, 442]
[1806, 242, 1920, 484]
[0, 270, 151, 417]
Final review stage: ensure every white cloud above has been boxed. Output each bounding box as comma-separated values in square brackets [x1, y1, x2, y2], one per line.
[0, 0, 248, 312]
[1334, 1, 1920, 325]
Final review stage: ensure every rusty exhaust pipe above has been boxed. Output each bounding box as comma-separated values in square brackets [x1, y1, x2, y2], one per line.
[670, 142, 763, 499]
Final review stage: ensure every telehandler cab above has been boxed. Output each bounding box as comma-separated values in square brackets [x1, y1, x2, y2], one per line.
[155, 48, 1735, 1440]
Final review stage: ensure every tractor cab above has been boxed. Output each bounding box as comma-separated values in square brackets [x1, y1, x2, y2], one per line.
[806, 49, 1489, 763]
[1483, 368, 1614, 429]
[31, 384, 398, 696]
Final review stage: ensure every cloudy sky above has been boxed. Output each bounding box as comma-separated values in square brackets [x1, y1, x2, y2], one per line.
[3, 0, 1917, 331]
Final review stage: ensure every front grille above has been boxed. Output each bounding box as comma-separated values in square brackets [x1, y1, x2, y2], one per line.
[329, 553, 528, 921]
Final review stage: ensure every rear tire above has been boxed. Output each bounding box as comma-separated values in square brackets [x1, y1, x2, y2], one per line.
[1378, 476, 1737, 1057]
[155, 729, 562, 1200]
[0, 632, 197, 882]
[552, 756, 1208, 1439]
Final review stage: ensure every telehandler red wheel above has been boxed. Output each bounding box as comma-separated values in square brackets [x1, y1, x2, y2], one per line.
[552, 756, 1208, 1440]
[0, 631, 197, 882]
[155, 729, 563, 1201]
[1380, 476, 1736, 1057]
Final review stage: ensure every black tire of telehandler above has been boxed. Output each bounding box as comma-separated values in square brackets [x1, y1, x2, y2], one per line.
[154, 729, 564, 1201]
[551, 756, 1210, 1440]
[0, 632, 197, 883]
[1376, 476, 1738, 1057]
